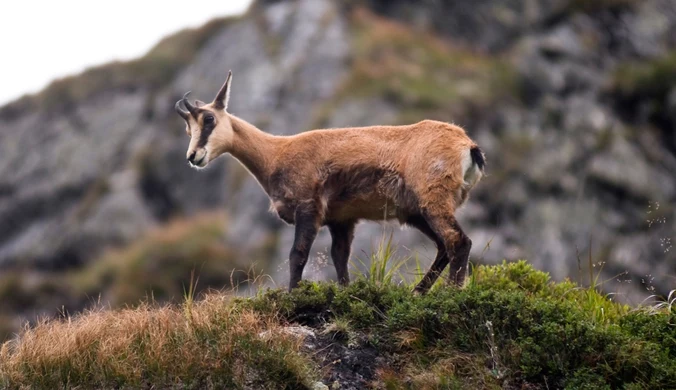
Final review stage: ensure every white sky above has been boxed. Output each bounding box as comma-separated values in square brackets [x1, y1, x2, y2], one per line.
[0, 0, 253, 105]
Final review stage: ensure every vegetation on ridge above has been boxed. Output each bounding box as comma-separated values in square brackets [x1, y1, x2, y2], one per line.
[2, 259, 675, 389]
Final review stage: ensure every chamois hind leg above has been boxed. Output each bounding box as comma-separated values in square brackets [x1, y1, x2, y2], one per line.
[446, 219, 472, 286]
[288, 201, 321, 291]
[420, 210, 472, 289]
[407, 215, 448, 294]
[328, 221, 356, 286]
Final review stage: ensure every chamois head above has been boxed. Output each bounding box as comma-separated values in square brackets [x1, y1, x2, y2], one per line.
[175, 71, 234, 169]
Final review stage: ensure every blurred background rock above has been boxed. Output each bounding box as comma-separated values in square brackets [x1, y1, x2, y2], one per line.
[0, 0, 674, 340]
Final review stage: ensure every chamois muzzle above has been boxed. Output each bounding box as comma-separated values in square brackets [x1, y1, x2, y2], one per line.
[187, 148, 208, 168]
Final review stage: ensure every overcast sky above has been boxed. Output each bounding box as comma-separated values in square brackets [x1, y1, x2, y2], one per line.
[0, 0, 252, 106]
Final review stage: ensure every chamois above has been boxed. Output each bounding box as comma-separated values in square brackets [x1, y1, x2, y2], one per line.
[175, 71, 485, 293]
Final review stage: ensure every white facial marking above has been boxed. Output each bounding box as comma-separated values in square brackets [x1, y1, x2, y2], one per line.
[188, 148, 209, 169]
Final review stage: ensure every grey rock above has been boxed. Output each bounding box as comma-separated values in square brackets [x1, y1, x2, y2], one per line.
[0, 0, 675, 303]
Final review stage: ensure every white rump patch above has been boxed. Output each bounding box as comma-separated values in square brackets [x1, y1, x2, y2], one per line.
[461, 148, 483, 188]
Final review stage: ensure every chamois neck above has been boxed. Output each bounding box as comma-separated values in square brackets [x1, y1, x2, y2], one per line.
[228, 114, 280, 190]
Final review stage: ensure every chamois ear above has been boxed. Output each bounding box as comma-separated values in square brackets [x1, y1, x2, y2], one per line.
[213, 70, 232, 111]
[195, 100, 206, 108]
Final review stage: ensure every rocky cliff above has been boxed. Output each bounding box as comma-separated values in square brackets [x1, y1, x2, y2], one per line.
[0, 0, 674, 301]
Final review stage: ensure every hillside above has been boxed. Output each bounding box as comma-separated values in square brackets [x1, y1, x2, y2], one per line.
[2, 262, 675, 389]
[0, 0, 675, 340]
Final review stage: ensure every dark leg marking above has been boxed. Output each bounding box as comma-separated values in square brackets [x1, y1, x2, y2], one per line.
[413, 213, 472, 293]
[328, 221, 356, 286]
[407, 214, 449, 294]
[447, 219, 472, 286]
[288, 202, 321, 290]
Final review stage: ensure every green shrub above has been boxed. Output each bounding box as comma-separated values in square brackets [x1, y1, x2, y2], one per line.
[246, 261, 676, 388]
[470, 260, 551, 294]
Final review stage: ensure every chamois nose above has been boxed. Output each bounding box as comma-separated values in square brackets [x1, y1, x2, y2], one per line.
[187, 151, 196, 163]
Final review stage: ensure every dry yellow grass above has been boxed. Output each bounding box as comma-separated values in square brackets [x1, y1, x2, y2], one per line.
[0, 293, 316, 389]
[0, 211, 272, 343]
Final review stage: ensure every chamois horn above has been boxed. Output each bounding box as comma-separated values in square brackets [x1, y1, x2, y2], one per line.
[180, 91, 200, 117]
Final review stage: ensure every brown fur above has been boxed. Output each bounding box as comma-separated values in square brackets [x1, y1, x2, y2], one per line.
[176, 72, 484, 292]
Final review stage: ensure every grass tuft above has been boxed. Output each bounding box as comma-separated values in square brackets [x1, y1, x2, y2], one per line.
[350, 231, 413, 286]
[0, 295, 316, 389]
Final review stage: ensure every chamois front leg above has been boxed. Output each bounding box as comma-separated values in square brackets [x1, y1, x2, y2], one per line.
[288, 201, 321, 290]
[328, 221, 356, 286]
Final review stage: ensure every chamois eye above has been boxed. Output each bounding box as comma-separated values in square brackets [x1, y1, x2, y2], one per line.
[203, 115, 214, 125]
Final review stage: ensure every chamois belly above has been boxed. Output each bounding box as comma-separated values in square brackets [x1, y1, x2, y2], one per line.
[326, 196, 401, 222]
[320, 166, 413, 222]
[270, 167, 414, 225]
[324, 177, 408, 222]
